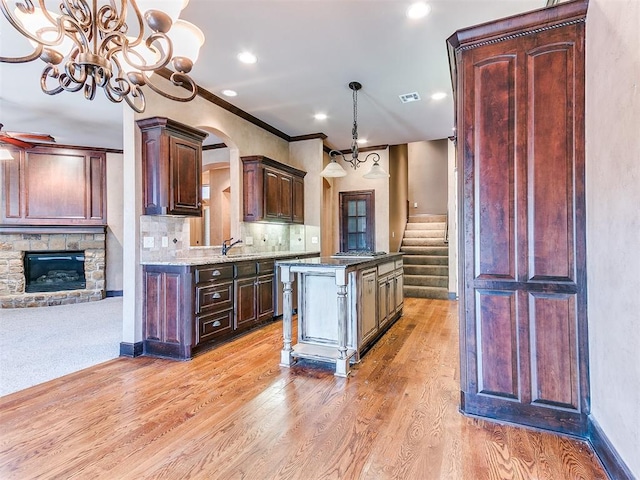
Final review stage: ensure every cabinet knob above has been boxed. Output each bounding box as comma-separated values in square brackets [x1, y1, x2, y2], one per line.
[212, 320, 221, 327]
[212, 270, 220, 276]
[198, 202, 202, 207]
[212, 292, 221, 299]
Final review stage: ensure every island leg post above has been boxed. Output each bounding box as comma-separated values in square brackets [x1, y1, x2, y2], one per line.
[279, 265, 295, 367]
[335, 273, 350, 377]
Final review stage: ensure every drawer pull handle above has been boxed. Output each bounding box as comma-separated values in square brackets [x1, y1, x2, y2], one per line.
[212, 320, 221, 327]
[212, 270, 221, 276]
[212, 293, 221, 299]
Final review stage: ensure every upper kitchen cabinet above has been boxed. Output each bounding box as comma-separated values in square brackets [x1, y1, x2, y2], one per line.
[242, 155, 306, 224]
[137, 117, 208, 216]
[448, 0, 588, 436]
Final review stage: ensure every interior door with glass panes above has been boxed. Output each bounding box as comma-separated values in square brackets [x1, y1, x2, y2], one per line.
[339, 190, 375, 252]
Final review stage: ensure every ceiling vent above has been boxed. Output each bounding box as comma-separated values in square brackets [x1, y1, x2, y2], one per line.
[399, 92, 421, 103]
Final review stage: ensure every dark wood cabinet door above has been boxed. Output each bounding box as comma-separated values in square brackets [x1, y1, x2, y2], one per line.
[257, 274, 274, 322]
[169, 136, 202, 216]
[235, 277, 257, 331]
[449, 0, 588, 436]
[292, 176, 304, 224]
[264, 170, 280, 220]
[278, 174, 293, 221]
[142, 266, 193, 359]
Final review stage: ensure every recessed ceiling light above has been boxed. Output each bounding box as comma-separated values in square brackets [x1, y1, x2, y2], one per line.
[314, 113, 328, 121]
[357, 138, 368, 145]
[237, 51, 257, 64]
[431, 92, 446, 100]
[222, 89, 237, 97]
[407, 2, 431, 20]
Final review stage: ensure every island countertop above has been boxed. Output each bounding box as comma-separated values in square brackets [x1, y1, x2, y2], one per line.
[276, 252, 403, 269]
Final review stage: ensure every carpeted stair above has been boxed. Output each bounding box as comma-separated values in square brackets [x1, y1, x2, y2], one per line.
[402, 214, 449, 299]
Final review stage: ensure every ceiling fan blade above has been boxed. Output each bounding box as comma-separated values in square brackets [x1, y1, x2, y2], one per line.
[0, 136, 33, 149]
[3, 131, 55, 143]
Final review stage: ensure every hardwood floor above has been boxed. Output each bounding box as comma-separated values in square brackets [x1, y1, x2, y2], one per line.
[0, 298, 608, 479]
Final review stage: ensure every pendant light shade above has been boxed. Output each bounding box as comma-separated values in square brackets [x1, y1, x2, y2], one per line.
[362, 156, 390, 179]
[320, 159, 347, 177]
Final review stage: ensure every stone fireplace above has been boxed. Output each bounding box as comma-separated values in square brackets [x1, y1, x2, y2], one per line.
[0, 229, 106, 308]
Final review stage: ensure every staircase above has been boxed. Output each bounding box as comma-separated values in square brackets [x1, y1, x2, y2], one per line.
[401, 214, 449, 299]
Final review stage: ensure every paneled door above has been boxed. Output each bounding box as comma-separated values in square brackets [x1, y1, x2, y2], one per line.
[339, 190, 375, 252]
[448, 0, 588, 436]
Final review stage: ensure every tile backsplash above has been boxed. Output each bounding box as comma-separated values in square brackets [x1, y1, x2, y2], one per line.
[140, 216, 319, 262]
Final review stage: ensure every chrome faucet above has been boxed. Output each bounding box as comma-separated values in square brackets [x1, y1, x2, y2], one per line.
[221, 237, 242, 256]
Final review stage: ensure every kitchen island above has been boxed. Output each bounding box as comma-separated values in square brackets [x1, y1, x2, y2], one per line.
[276, 253, 403, 377]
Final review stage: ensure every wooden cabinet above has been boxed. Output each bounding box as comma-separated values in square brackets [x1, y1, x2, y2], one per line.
[235, 260, 275, 332]
[137, 117, 208, 216]
[292, 175, 304, 224]
[257, 260, 275, 322]
[376, 260, 403, 330]
[143, 264, 194, 359]
[447, 0, 588, 436]
[195, 265, 234, 347]
[242, 155, 306, 224]
[360, 268, 378, 345]
[143, 258, 277, 359]
[1, 145, 106, 226]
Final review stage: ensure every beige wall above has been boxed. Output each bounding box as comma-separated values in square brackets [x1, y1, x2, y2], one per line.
[328, 148, 390, 253]
[586, 0, 640, 476]
[408, 140, 448, 215]
[388, 144, 408, 252]
[105, 152, 124, 292]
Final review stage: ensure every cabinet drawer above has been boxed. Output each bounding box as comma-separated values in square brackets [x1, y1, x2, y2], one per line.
[197, 280, 233, 313]
[378, 261, 395, 276]
[395, 259, 403, 270]
[235, 262, 257, 278]
[196, 309, 233, 345]
[257, 259, 275, 275]
[195, 265, 233, 284]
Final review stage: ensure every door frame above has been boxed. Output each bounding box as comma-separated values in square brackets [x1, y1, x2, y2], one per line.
[339, 190, 376, 252]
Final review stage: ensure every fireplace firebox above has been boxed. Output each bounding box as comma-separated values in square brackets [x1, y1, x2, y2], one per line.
[24, 251, 86, 293]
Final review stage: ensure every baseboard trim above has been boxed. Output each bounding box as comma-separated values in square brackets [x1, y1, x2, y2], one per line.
[588, 416, 635, 480]
[106, 290, 123, 297]
[119, 341, 143, 358]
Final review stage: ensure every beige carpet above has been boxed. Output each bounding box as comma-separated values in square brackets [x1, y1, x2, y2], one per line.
[0, 297, 122, 396]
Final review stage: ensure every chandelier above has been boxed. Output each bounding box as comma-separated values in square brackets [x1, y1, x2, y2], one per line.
[320, 81, 389, 179]
[0, 0, 204, 113]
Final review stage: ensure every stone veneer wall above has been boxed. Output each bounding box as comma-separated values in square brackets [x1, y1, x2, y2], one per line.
[0, 232, 106, 308]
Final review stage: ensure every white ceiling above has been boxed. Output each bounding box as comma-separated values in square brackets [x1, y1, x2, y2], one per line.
[0, 0, 542, 151]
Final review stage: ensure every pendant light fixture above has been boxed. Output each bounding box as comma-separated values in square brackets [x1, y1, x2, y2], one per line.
[320, 81, 389, 179]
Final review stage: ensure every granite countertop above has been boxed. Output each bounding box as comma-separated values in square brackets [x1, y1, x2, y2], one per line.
[141, 251, 321, 266]
[276, 252, 403, 269]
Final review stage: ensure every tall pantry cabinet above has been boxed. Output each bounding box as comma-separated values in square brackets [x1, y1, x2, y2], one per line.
[447, 0, 589, 436]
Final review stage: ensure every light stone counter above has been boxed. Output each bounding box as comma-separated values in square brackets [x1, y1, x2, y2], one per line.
[141, 250, 320, 266]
